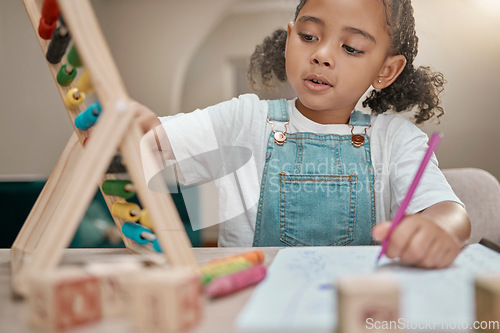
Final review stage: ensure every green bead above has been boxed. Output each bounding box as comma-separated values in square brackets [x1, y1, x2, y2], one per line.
[102, 179, 135, 199]
[57, 64, 77, 86]
[67, 45, 83, 67]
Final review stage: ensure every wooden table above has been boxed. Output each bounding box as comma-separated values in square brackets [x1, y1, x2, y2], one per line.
[1, 247, 322, 333]
[1, 247, 482, 333]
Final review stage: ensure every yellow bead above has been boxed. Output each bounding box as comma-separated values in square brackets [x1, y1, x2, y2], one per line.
[76, 71, 94, 93]
[63, 88, 85, 109]
[111, 201, 141, 222]
[139, 209, 153, 230]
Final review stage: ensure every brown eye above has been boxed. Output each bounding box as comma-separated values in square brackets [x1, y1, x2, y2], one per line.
[343, 44, 364, 55]
[298, 33, 318, 42]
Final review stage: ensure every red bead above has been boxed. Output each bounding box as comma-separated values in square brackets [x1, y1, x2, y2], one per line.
[41, 0, 60, 24]
[38, 17, 57, 40]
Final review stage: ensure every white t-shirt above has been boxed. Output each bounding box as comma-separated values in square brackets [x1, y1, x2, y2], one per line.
[159, 94, 462, 247]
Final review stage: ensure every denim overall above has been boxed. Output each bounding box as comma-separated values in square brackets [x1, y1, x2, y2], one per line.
[253, 100, 376, 246]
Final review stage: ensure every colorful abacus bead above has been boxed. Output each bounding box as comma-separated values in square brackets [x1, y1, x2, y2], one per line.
[111, 201, 141, 222]
[75, 102, 102, 130]
[63, 88, 85, 109]
[41, 0, 60, 25]
[38, 16, 57, 40]
[38, 0, 60, 39]
[152, 238, 162, 253]
[137, 210, 162, 252]
[76, 71, 94, 93]
[102, 179, 135, 199]
[121, 222, 155, 246]
[46, 26, 71, 64]
[139, 209, 153, 230]
[106, 154, 127, 174]
[57, 64, 77, 86]
[67, 45, 83, 68]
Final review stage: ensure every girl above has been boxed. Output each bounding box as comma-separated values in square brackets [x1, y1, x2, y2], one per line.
[137, 0, 470, 268]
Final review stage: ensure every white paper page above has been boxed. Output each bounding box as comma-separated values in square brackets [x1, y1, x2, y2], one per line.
[236, 244, 500, 331]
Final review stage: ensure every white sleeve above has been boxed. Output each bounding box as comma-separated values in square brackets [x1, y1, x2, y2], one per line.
[159, 94, 267, 186]
[382, 116, 463, 217]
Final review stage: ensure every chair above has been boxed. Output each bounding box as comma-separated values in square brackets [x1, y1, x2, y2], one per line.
[443, 168, 500, 244]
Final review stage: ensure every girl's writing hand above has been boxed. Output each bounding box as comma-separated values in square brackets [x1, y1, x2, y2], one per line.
[372, 215, 462, 269]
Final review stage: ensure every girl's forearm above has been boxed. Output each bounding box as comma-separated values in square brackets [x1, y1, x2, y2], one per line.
[419, 201, 471, 245]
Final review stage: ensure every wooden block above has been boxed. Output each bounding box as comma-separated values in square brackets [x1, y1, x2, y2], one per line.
[336, 275, 401, 333]
[28, 266, 101, 331]
[84, 261, 142, 318]
[28, 262, 143, 330]
[475, 274, 500, 333]
[130, 267, 203, 332]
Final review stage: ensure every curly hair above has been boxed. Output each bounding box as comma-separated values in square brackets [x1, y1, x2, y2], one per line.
[247, 0, 445, 124]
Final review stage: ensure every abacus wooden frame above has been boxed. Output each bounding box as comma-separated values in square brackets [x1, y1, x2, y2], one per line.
[11, 0, 197, 297]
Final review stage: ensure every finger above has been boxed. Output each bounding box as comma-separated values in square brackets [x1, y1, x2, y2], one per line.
[437, 244, 461, 269]
[384, 217, 419, 259]
[399, 226, 436, 265]
[132, 101, 140, 114]
[372, 222, 391, 242]
[433, 247, 452, 269]
[416, 238, 446, 268]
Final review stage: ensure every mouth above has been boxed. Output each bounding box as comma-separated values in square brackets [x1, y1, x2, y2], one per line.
[304, 75, 333, 91]
[309, 78, 330, 86]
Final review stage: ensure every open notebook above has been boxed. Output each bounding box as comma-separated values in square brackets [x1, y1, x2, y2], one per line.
[237, 244, 500, 331]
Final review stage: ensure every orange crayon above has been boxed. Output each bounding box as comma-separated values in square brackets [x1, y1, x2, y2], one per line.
[208, 250, 264, 266]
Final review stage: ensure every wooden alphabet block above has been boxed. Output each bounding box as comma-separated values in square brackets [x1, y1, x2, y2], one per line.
[130, 267, 202, 332]
[336, 275, 401, 333]
[28, 267, 101, 331]
[475, 274, 500, 333]
[28, 262, 143, 331]
[84, 261, 142, 318]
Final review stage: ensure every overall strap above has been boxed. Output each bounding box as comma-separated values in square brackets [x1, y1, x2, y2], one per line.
[349, 110, 371, 126]
[267, 99, 289, 122]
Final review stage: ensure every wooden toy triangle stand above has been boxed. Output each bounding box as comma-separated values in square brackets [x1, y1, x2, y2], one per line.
[11, 0, 197, 297]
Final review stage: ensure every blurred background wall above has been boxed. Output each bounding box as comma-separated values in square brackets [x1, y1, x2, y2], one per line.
[1, 0, 499, 242]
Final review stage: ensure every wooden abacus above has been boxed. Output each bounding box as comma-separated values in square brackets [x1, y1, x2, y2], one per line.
[12, 0, 197, 297]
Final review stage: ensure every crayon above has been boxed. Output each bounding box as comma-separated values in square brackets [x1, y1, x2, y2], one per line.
[205, 264, 267, 298]
[208, 250, 265, 266]
[200, 257, 253, 284]
[377, 132, 443, 262]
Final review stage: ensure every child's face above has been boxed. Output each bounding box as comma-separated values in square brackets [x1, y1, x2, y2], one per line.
[285, 0, 396, 123]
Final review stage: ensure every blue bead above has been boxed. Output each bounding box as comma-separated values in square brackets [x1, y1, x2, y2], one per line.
[152, 239, 163, 253]
[121, 222, 151, 245]
[75, 101, 102, 130]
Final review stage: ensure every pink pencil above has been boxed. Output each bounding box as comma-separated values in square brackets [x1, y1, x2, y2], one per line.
[376, 132, 443, 262]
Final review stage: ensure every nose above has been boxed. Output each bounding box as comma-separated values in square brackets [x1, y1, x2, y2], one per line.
[313, 58, 331, 67]
[311, 45, 334, 68]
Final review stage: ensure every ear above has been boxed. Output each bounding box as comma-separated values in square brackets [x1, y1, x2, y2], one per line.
[285, 22, 294, 57]
[373, 55, 407, 89]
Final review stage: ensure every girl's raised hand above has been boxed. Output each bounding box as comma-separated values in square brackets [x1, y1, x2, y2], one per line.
[133, 102, 161, 134]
